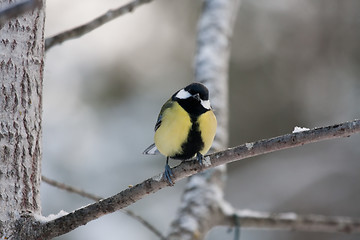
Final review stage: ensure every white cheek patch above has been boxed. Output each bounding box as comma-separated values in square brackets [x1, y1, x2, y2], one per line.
[176, 89, 192, 99]
[201, 100, 211, 110]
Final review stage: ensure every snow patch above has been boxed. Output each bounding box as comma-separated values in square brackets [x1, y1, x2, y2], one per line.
[279, 212, 298, 220]
[237, 209, 298, 220]
[245, 142, 254, 150]
[34, 210, 68, 223]
[219, 200, 235, 216]
[203, 156, 211, 167]
[152, 173, 163, 182]
[186, 176, 207, 189]
[237, 209, 270, 218]
[292, 126, 310, 133]
[178, 215, 198, 232]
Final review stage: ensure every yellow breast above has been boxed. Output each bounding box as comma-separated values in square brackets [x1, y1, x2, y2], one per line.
[154, 102, 192, 157]
[197, 110, 217, 155]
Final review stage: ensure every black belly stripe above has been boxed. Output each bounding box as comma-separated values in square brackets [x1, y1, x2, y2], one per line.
[172, 116, 204, 160]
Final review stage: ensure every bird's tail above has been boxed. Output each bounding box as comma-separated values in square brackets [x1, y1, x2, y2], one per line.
[143, 143, 160, 155]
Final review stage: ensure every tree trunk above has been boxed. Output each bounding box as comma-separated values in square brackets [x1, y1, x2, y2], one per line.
[167, 0, 240, 239]
[0, 0, 45, 238]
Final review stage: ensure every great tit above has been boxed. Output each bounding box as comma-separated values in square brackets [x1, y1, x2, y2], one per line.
[143, 83, 217, 184]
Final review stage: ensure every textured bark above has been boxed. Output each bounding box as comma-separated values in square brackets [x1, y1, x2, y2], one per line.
[0, 0, 42, 24]
[0, 0, 45, 238]
[166, 0, 241, 239]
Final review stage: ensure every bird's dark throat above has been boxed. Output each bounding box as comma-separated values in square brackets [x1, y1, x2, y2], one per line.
[175, 97, 208, 116]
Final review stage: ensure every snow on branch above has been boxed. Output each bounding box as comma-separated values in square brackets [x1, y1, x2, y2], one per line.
[221, 209, 360, 233]
[34, 119, 360, 239]
[0, 0, 42, 25]
[45, 0, 152, 51]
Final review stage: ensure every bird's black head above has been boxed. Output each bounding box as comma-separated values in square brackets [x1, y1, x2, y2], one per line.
[184, 83, 209, 101]
[172, 83, 211, 116]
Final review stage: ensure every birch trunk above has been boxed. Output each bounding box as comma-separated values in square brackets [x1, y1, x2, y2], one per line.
[0, 0, 45, 238]
[167, 0, 241, 239]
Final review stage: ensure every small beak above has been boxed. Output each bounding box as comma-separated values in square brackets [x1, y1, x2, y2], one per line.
[192, 93, 201, 101]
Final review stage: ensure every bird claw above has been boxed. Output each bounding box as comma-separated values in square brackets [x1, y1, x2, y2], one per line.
[196, 152, 204, 166]
[164, 164, 174, 185]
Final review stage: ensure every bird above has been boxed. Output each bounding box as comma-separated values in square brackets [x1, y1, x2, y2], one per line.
[143, 82, 217, 185]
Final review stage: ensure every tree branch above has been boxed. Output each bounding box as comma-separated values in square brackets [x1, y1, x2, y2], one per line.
[221, 209, 360, 233]
[35, 119, 360, 239]
[42, 175, 103, 201]
[0, 0, 42, 25]
[41, 175, 165, 240]
[45, 0, 152, 51]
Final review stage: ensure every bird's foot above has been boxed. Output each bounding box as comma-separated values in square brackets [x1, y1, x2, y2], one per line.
[164, 163, 174, 186]
[196, 152, 204, 166]
[227, 214, 241, 240]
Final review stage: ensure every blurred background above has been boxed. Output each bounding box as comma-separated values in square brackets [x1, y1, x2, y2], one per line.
[42, 0, 360, 239]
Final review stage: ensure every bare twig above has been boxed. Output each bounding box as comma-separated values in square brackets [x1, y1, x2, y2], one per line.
[221, 209, 360, 233]
[41, 175, 165, 240]
[35, 119, 360, 239]
[45, 0, 152, 51]
[42, 175, 102, 201]
[0, 0, 42, 25]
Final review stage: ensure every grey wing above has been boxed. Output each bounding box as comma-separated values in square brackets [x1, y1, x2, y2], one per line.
[143, 143, 160, 155]
[154, 98, 173, 132]
[144, 99, 172, 155]
[154, 114, 162, 131]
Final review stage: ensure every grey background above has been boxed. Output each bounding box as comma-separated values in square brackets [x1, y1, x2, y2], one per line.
[43, 0, 360, 239]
